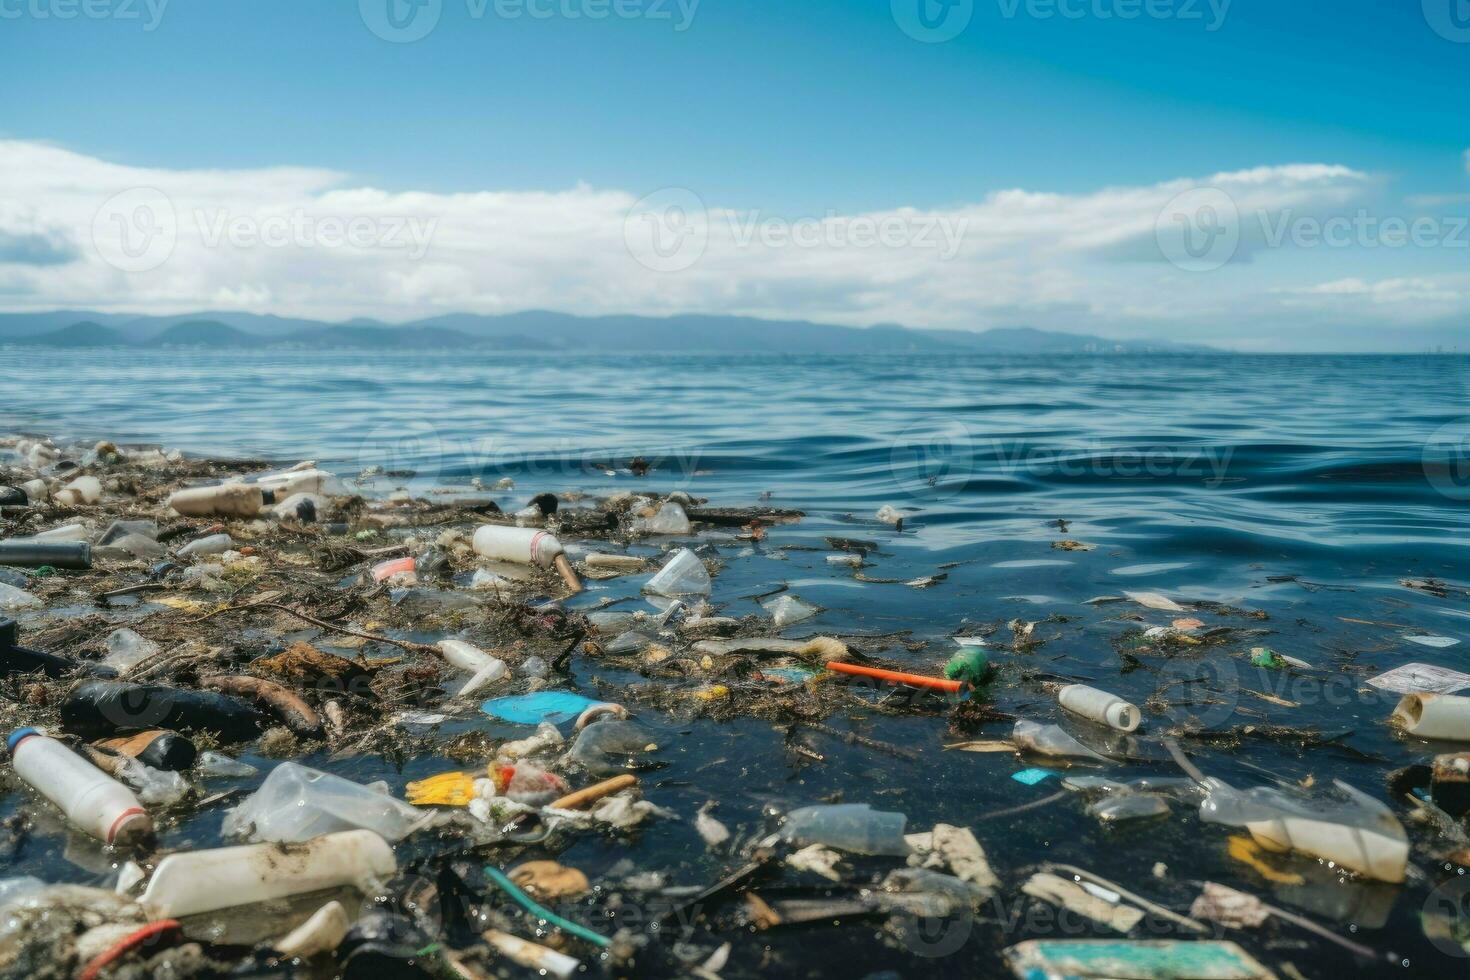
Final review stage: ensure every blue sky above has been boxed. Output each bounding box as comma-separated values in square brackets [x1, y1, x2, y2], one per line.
[2, 0, 1469, 349]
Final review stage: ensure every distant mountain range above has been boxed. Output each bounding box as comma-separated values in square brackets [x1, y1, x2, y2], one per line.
[0, 310, 1215, 354]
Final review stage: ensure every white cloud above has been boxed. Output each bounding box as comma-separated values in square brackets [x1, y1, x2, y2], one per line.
[0, 138, 1450, 344]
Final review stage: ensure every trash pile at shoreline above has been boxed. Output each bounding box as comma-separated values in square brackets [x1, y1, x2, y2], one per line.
[1, 433, 1469, 978]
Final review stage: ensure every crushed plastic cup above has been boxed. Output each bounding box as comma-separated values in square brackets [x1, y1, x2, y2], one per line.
[103, 628, 160, 675]
[642, 502, 692, 535]
[762, 594, 817, 629]
[222, 761, 430, 843]
[644, 548, 711, 597]
[196, 750, 258, 778]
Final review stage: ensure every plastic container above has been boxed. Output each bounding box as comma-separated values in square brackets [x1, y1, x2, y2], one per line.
[780, 803, 910, 856]
[1058, 684, 1141, 733]
[8, 728, 153, 846]
[54, 476, 102, 507]
[166, 482, 265, 518]
[472, 525, 581, 591]
[644, 548, 711, 596]
[222, 762, 429, 843]
[137, 829, 398, 918]
[0, 540, 91, 570]
[1391, 692, 1470, 741]
[256, 468, 334, 496]
[642, 502, 691, 535]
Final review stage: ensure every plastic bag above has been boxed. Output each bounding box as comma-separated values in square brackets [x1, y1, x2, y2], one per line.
[0, 583, 42, 611]
[1088, 793, 1170, 823]
[780, 803, 909, 856]
[644, 548, 710, 597]
[222, 762, 429, 843]
[1012, 720, 1111, 763]
[569, 719, 660, 776]
[197, 750, 258, 778]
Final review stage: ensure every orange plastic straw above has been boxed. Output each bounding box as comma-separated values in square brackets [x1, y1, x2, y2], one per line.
[824, 661, 962, 693]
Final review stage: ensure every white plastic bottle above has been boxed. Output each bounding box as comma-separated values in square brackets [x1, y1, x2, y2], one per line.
[8, 728, 153, 846]
[138, 829, 397, 917]
[257, 468, 333, 496]
[437, 639, 509, 696]
[1392, 693, 1470, 741]
[54, 476, 102, 507]
[473, 525, 581, 592]
[1058, 684, 1141, 733]
[167, 482, 265, 517]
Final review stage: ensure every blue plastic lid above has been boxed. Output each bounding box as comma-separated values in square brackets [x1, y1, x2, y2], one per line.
[7, 727, 39, 754]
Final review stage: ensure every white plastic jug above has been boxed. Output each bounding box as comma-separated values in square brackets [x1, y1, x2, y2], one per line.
[8, 728, 152, 846]
[1058, 684, 1141, 733]
[138, 829, 397, 917]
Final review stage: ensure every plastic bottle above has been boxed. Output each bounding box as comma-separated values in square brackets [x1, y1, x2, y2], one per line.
[166, 482, 266, 518]
[1, 617, 80, 677]
[483, 929, 581, 980]
[256, 468, 333, 496]
[61, 679, 266, 742]
[1391, 693, 1470, 741]
[8, 728, 153, 846]
[472, 525, 582, 592]
[137, 829, 397, 918]
[436, 639, 508, 697]
[1058, 684, 1141, 733]
[780, 803, 910, 856]
[0, 540, 92, 570]
[54, 476, 102, 507]
[176, 533, 233, 558]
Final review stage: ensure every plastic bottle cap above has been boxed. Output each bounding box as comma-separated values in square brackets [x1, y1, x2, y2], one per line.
[6, 727, 39, 755]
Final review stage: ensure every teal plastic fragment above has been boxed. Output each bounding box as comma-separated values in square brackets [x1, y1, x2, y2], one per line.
[1011, 768, 1057, 786]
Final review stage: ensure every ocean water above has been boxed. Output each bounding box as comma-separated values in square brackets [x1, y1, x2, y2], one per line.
[3, 347, 1470, 976]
